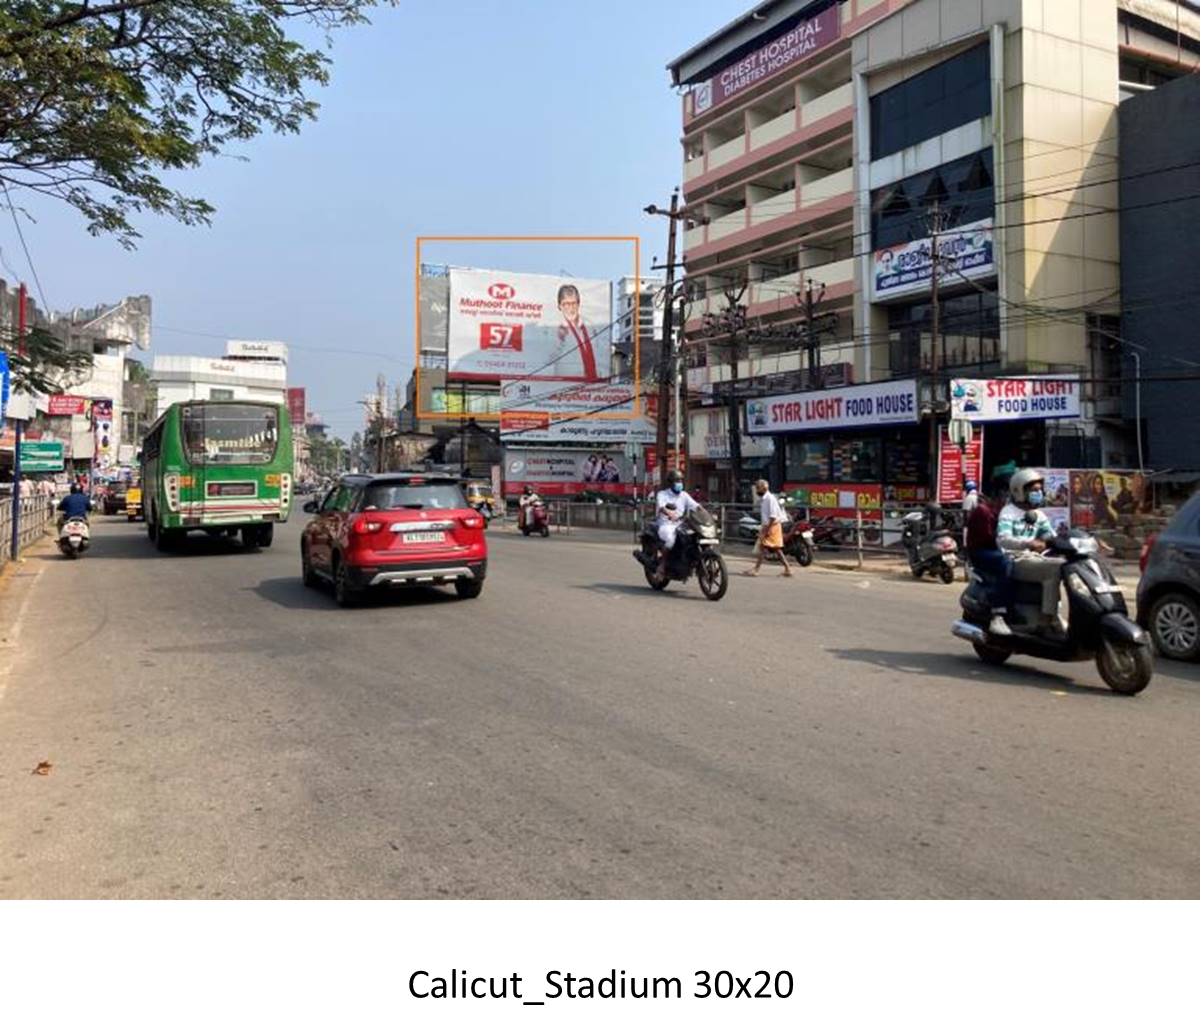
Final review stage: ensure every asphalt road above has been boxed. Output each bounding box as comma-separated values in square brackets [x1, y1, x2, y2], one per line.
[0, 513, 1196, 898]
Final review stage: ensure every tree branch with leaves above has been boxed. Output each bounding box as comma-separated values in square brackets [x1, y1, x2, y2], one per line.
[1, 1, 383, 246]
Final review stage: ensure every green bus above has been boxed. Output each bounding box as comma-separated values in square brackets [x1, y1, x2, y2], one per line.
[140, 400, 294, 550]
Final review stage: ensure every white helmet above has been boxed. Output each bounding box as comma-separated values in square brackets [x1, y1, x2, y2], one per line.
[1009, 467, 1044, 505]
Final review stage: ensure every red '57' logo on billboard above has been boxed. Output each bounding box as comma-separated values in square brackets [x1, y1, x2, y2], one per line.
[480, 323, 523, 351]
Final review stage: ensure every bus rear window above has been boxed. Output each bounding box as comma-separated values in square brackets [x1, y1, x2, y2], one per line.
[360, 482, 467, 511]
[181, 404, 279, 465]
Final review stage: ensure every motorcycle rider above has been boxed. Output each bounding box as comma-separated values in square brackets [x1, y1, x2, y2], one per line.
[518, 484, 541, 531]
[997, 468, 1060, 630]
[654, 470, 699, 581]
[56, 481, 93, 530]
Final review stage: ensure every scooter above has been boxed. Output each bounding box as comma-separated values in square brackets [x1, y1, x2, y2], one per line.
[58, 517, 91, 559]
[952, 531, 1153, 695]
[633, 506, 728, 601]
[520, 500, 549, 537]
[901, 511, 959, 583]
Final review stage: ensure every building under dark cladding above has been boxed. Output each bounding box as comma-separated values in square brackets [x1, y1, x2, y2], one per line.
[1117, 72, 1200, 478]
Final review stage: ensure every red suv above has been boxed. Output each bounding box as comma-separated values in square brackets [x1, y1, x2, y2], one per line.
[300, 473, 487, 606]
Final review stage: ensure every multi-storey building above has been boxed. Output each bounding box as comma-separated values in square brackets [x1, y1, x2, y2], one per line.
[669, 0, 1198, 501]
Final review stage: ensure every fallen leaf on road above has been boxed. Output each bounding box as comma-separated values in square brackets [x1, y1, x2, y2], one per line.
[31, 760, 52, 776]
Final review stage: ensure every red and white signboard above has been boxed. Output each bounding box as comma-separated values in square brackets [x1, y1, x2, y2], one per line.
[47, 394, 87, 416]
[286, 387, 306, 426]
[950, 376, 1081, 422]
[937, 425, 985, 503]
[745, 379, 919, 435]
[448, 269, 612, 382]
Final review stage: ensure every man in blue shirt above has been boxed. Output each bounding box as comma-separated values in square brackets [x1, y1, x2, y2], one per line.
[57, 483, 93, 525]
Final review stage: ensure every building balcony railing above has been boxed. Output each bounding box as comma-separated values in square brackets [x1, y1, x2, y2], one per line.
[749, 107, 797, 150]
[708, 134, 747, 170]
[684, 154, 706, 181]
[750, 187, 796, 226]
[802, 81, 853, 127]
[750, 271, 800, 307]
[707, 207, 748, 242]
[799, 166, 853, 208]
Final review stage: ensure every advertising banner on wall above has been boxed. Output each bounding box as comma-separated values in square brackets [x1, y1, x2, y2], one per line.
[745, 379, 919, 435]
[47, 394, 87, 416]
[690, 4, 841, 116]
[937, 425, 984, 503]
[872, 219, 994, 301]
[1069, 469, 1151, 528]
[447, 269, 612, 382]
[499, 379, 651, 444]
[688, 408, 775, 460]
[950, 375, 1081, 422]
[502, 448, 636, 497]
[92, 398, 115, 470]
[286, 387, 306, 426]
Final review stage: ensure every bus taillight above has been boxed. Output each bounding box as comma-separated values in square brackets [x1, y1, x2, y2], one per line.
[164, 474, 181, 513]
[280, 473, 292, 510]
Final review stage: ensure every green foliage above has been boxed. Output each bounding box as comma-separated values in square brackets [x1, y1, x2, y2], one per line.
[0, 1, 381, 246]
[1, 323, 93, 394]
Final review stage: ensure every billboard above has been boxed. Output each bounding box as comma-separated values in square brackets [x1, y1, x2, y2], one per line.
[92, 398, 115, 470]
[688, 408, 775, 460]
[937, 425, 984, 503]
[745, 379, 919, 435]
[690, 5, 841, 116]
[950, 375, 1080, 422]
[448, 269, 612, 382]
[872, 219, 994, 301]
[48, 394, 87, 416]
[1069, 469, 1151, 528]
[227, 340, 288, 362]
[502, 448, 636, 497]
[286, 387, 306, 426]
[499, 379, 651, 444]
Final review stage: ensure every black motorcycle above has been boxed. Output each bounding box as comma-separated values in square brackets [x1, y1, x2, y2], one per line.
[953, 531, 1153, 694]
[633, 506, 729, 601]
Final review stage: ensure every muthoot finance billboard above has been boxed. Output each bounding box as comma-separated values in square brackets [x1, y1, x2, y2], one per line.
[448, 269, 612, 382]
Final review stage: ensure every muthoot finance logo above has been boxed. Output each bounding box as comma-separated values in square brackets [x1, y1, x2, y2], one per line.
[488, 283, 516, 300]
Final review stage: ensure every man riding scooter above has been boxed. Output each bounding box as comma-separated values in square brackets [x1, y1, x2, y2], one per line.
[997, 468, 1060, 631]
[517, 484, 547, 536]
[56, 482, 93, 529]
[654, 470, 699, 582]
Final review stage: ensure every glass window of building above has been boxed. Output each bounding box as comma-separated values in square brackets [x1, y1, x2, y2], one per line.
[870, 42, 991, 160]
[785, 438, 829, 482]
[831, 437, 882, 482]
[887, 291, 1000, 373]
[871, 148, 993, 249]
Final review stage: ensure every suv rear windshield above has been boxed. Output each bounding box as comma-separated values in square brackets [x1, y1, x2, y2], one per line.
[361, 481, 467, 511]
[181, 404, 279, 465]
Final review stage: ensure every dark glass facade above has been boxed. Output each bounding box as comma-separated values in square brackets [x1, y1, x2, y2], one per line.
[871, 148, 994, 249]
[869, 42, 991, 160]
[886, 290, 1000, 374]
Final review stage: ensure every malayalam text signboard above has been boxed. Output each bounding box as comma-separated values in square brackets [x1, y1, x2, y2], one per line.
[48, 394, 87, 416]
[745, 379, 919, 435]
[937, 424, 984, 503]
[502, 448, 636, 497]
[690, 5, 841, 116]
[950, 376, 1081, 422]
[286, 387, 306, 426]
[873, 219, 994, 301]
[499, 379, 650, 444]
[448, 269, 612, 382]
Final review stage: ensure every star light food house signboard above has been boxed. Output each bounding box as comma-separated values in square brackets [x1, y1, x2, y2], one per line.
[690, 5, 841, 115]
[745, 379, 920, 434]
[950, 376, 1081, 422]
[447, 269, 612, 383]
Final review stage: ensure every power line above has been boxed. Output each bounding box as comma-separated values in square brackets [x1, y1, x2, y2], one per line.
[1, 179, 50, 311]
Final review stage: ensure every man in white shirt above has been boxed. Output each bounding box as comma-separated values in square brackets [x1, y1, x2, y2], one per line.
[654, 470, 699, 580]
[748, 479, 792, 577]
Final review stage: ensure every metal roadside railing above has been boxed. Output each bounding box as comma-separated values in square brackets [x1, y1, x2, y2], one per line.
[0, 496, 57, 568]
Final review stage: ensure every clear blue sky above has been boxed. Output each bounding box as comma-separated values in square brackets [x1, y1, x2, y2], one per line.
[3, 0, 750, 440]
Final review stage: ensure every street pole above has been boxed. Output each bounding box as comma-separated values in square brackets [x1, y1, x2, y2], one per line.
[803, 277, 826, 389]
[927, 202, 945, 498]
[648, 190, 680, 486]
[9, 283, 26, 561]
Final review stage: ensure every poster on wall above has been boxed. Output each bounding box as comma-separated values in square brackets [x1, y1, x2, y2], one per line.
[1042, 468, 1071, 536]
[92, 398, 115, 471]
[950, 375, 1081, 422]
[937, 425, 984, 503]
[448, 269, 612, 382]
[1068, 469, 1150, 528]
[873, 219, 994, 301]
[502, 448, 636, 497]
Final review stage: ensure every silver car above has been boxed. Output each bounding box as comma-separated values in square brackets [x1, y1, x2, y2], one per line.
[1136, 492, 1199, 661]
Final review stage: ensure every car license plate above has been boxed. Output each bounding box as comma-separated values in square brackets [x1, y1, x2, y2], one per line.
[402, 531, 444, 544]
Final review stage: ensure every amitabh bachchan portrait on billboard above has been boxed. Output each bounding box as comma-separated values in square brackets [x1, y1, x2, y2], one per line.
[447, 268, 612, 383]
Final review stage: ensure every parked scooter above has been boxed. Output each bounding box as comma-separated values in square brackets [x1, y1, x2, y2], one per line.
[952, 529, 1153, 694]
[633, 506, 728, 600]
[901, 510, 958, 583]
[58, 517, 91, 559]
[519, 500, 550, 537]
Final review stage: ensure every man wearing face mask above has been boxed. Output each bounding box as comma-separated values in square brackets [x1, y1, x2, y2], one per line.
[997, 468, 1060, 629]
[654, 469, 699, 581]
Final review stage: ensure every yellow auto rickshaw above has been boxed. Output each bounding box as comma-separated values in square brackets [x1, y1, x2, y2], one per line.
[125, 484, 143, 522]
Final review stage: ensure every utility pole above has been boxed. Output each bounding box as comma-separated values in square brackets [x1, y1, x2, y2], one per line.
[927, 200, 949, 497]
[9, 283, 26, 561]
[802, 277, 827, 389]
[645, 193, 707, 484]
